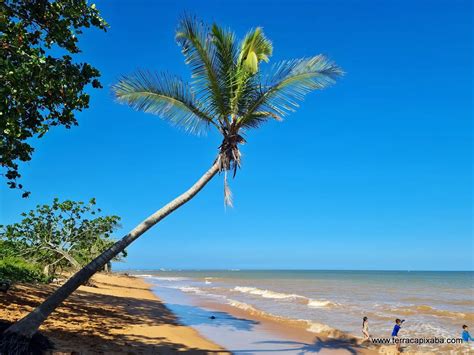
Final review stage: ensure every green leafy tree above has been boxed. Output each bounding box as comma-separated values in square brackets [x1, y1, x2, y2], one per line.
[0, 0, 108, 196]
[0, 239, 27, 259]
[0, 15, 342, 352]
[0, 198, 123, 277]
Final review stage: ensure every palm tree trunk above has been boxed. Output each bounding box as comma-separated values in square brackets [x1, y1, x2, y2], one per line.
[0, 161, 220, 354]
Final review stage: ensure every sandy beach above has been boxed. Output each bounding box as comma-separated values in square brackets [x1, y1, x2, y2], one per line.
[0, 273, 225, 354]
[2, 272, 466, 354]
[0, 273, 385, 354]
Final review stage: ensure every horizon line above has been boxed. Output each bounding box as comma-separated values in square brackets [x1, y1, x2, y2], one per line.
[112, 267, 474, 272]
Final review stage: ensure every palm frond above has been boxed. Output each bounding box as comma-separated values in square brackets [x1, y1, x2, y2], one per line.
[239, 111, 282, 128]
[211, 24, 237, 120]
[112, 70, 216, 135]
[229, 27, 273, 119]
[176, 15, 227, 120]
[238, 55, 343, 128]
[223, 172, 233, 207]
[238, 27, 273, 74]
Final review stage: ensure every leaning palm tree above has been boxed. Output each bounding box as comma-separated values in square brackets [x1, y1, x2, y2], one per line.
[0, 15, 342, 353]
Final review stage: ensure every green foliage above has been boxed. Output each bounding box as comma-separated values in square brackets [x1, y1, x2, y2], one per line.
[0, 198, 124, 277]
[112, 15, 343, 205]
[0, 239, 26, 258]
[113, 15, 342, 135]
[238, 27, 273, 74]
[0, 1, 108, 196]
[0, 257, 51, 283]
[113, 71, 215, 135]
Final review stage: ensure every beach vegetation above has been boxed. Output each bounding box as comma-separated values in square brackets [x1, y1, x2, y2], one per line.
[0, 0, 108, 196]
[0, 198, 124, 279]
[0, 15, 342, 353]
[0, 257, 51, 284]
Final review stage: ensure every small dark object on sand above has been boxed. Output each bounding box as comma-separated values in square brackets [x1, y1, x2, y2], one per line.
[210, 315, 216, 320]
[82, 280, 97, 288]
[0, 281, 10, 293]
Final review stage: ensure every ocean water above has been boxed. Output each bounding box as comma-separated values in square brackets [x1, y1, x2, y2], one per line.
[130, 270, 473, 352]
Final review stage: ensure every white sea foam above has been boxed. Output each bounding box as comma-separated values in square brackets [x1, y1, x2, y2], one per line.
[233, 286, 336, 309]
[204, 277, 215, 284]
[307, 299, 334, 308]
[178, 286, 204, 294]
[149, 276, 188, 281]
[227, 299, 341, 337]
[233, 286, 305, 300]
[133, 274, 154, 278]
[228, 299, 257, 312]
[132, 274, 188, 281]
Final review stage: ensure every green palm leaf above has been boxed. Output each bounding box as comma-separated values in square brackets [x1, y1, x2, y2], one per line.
[112, 70, 216, 135]
[211, 24, 237, 121]
[229, 27, 273, 118]
[238, 55, 343, 128]
[176, 15, 227, 120]
[238, 27, 273, 74]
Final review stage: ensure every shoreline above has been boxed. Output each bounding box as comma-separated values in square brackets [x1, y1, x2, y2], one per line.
[140, 271, 473, 355]
[196, 299, 381, 354]
[1, 272, 469, 354]
[0, 273, 226, 354]
[146, 276, 382, 354]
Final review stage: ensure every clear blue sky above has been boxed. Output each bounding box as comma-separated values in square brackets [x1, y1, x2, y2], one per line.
[1, 0, 472, 270]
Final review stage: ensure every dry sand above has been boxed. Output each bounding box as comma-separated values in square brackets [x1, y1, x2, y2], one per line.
[0, 273, 226, 354]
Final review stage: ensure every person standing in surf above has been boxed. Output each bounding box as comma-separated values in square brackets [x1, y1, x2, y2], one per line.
[391, 318, 404, 350]
[462, 325, 473, 342]
[362, 316, 371, 341]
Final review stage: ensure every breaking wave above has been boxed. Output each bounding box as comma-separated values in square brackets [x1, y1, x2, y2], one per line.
[134, 275, 188, 281]
[132, 274, 155, 278]
[307, 300, 334, 308]
[177, 286, 204, 294]
[233, 286, 337, 308]
[233, 286, 305, 300]
[227, 299, 345, 338]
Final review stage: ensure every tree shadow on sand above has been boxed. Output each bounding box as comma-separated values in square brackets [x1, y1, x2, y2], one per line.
[232, 337, 367, 354]
[0, 281, 255, 353]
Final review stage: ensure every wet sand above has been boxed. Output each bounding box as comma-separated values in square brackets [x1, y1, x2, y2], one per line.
[0, 273, 225, 354]
[198, 299, 380, 354]
[149, 283, 383, 355]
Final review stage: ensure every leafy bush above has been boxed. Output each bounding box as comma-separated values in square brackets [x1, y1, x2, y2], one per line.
[0, 240, 26, 258]
[0, 257, 51, 284]
[1, 198, 123, 277]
